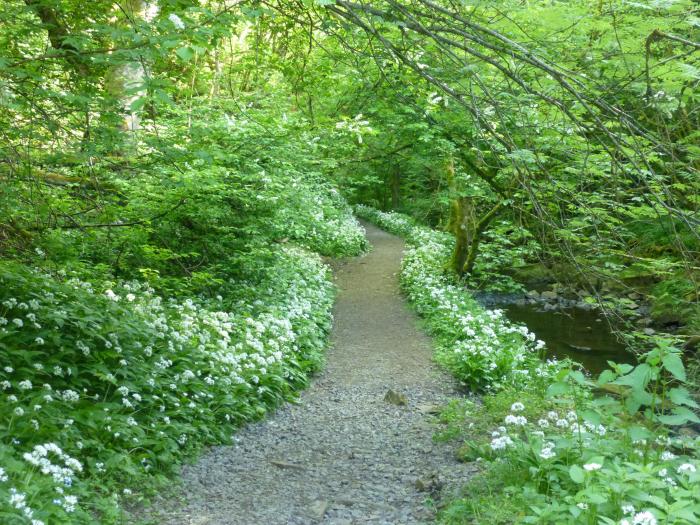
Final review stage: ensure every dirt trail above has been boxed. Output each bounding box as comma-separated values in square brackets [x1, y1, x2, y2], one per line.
[138, 222, 466, 525]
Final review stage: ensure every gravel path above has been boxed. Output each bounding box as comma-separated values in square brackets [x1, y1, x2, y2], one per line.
[136, 222, 468, 525]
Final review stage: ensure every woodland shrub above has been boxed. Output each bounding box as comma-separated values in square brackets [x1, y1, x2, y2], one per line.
[358, 206, 700, 525]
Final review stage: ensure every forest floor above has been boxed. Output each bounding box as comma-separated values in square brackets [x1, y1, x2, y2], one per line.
[135, 222, 471, 525]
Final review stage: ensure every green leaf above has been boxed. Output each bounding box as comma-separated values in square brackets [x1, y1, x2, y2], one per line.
[657, 407, 700, 425]
[613, 363, 651, 390]
[661, 353, 686, 382]
[668, 387, 699, 408]
[129, 96, 147, 111]
[153, 89, 175, 106]
[569, 370, 588, 385]
[580, 410, 601, 425]
[584, 490, 607, 504]
[569, 465, 585, 484]
[597, 369, 615, 385]
[175, 46, 195, 62]
[546, 381, 571, 397]
[627, 425, 652, 442]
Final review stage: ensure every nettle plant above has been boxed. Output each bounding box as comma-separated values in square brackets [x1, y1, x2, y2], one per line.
[473, 343, 700, 524]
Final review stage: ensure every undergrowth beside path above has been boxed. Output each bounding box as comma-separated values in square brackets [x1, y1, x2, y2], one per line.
[0, 194, 366, 524]
[356, 205, 700, 525]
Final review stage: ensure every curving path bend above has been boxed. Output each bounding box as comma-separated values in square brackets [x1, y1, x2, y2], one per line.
[137, 222, 468, 525]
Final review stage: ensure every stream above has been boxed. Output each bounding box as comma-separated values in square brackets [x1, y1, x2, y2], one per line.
[476, 295, 636, 375]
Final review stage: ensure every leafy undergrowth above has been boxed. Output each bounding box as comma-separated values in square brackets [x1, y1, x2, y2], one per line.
[0, 102, 367, 524]
[356, 206, 700, 525]
[1, 247, 337, 523]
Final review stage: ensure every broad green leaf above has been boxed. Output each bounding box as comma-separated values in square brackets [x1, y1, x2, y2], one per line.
[662, 353, 686, 382]
[176, 46, 195, 62]
[597, 369, 615, 385]
[569, 465, 585, 484]
[547, 381, 570, 397]
[613, 363, 651, 390]
[580, 410, 601, 425]
[668, 387, 699, 408]
[658, 407, 700, 425]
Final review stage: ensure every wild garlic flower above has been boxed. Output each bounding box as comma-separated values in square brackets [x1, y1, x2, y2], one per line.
[169, 13, 185, 30]
[677, 463, 696, 474]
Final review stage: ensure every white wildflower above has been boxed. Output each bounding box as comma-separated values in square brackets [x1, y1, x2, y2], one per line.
[504, 414, 527, 426]
[490, 435, 513, 450]
[677, 463, 696, 474]
[632, 511, 657, 525]
[169, 13, 185, 29]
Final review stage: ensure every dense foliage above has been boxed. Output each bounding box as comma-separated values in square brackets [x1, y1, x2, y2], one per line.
[1, 0, 698, 523]
[320, 0, 699, 337]
[0, 1, 370, 522]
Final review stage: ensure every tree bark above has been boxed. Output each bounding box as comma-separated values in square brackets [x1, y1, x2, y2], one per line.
[390, 167, 400, 209]
[446, 156, 503, 276]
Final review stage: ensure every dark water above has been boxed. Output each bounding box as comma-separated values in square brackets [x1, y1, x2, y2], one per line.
[502, 303, 635, 375]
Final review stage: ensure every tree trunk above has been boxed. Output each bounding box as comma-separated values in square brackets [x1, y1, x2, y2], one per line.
[446, 156, 503, 276]
[446, 156, 473, 276]
[390, 167, 400, 209]
[105, 0, 150, 145]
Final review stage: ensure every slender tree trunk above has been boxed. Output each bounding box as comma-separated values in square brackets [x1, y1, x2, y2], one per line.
[463, 201, 503, 275]
[446, 156, 472, 276]
[105, 0, 151, 150]
[390, 167, 400, 209]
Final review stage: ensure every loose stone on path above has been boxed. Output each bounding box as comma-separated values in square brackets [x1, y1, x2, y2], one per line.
[135, 222, 469, 525]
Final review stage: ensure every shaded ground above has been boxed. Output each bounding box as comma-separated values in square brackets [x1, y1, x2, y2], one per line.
[135, 222, 467, 525]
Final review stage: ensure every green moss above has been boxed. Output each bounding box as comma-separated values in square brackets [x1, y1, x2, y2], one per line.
[437, 465, 529, 525]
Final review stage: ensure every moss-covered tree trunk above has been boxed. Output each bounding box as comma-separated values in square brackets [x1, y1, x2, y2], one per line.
[446, 156, 503, 277]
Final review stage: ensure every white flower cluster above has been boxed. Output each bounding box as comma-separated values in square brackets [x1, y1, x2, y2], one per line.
[278, 181, 367, 256]
[0, 244, 339, 523]
[168, 13, 185, 30]
[620, 510, 658, 525]
[8, 487, 44, 523]
[23, 443, 83, 486]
